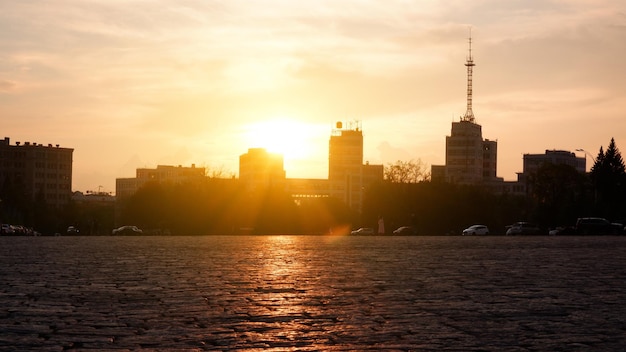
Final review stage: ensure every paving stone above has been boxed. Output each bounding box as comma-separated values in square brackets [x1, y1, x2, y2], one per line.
[1, 235, 625, 350]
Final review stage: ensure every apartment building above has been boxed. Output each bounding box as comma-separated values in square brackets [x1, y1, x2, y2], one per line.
[0, 137, 73, 208]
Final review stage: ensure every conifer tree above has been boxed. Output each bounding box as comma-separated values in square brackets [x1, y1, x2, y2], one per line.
[591, 146, 605, 175]
[604, 138, 626, 175]
[590, 138, 626, 219]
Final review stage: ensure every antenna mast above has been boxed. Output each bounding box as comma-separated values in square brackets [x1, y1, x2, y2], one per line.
[462, 28, 476, 123]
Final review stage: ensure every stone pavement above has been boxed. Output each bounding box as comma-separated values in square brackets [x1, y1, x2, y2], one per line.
[0, 235, 625, 351]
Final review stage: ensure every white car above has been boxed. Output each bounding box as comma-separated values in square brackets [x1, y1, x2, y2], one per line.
[462, 225, 489, 236]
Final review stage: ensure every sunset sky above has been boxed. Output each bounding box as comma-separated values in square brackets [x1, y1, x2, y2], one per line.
[2, 0, 625, 193]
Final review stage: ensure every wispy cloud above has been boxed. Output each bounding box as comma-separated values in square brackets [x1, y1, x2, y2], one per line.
[0, 79, 16, 92]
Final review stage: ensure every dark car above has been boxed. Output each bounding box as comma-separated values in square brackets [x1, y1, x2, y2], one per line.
[548, 226, 576, 236]
[112, 225, 143, 236]
[506, 222, 542, 235]
[66, 226, 79, 235]
[575, 217, 622, 235]
[1, 224, 14, 235]
[392, 226, 417, 235]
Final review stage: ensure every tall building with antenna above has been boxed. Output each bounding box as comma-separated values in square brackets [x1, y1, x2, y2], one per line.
[432, 31, 501, 185]
[328, 121, 383, 211]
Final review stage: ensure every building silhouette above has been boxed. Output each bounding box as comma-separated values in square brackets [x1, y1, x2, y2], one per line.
[0, 137, 73, 208]
[431, 33, 501, 185]
[113, 120, 383, 215]
[523, 150, 585, 175]
[241, 121, 383, 213]
[328, 121, 383, 210]
[115, 164, 206, 200]
[239, 121, 383, 212]
[239, 148, 286, 192]
[507, 150, 586, 194]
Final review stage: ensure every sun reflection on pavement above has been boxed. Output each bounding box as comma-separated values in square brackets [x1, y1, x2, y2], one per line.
[243, 235, 341, 347]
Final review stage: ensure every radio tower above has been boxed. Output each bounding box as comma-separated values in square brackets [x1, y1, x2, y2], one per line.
[461, 29, 476, 123]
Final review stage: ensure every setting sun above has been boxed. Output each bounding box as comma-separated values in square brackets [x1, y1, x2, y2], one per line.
[243, 118, 319, 161]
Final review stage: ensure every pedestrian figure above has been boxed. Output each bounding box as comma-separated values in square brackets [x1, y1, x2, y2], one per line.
[378, 217, 385, 235]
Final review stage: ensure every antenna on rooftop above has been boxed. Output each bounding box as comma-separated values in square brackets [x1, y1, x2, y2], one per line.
[461, 27, 476, 123]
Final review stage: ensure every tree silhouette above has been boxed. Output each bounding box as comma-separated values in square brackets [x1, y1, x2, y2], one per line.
[384, 159, 430, 183]
[362, 180, 528, 235]
[590, 138, 626, 219]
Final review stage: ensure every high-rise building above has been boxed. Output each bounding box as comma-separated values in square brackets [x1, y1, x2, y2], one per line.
[328, 121, 383, 211]
[0, 137, 73, 208]
[432, 33, 500, 185]
[239, 148, 286, 191]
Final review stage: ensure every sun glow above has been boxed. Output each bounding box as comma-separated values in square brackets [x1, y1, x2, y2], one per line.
[244, 118, 319, 161]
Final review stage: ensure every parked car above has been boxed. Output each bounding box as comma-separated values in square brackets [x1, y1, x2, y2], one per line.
[548, 226, 576, 236]
[112, 225, 143, 235]
[66, 226, 79, 235]
[462, 225, 489, 236]
[1, 224, 14, 235]
[506, 222, 542, 235]
[350, 227, 375, 235]
[392, 226, 417, 235]
[575, 217, 622, 235]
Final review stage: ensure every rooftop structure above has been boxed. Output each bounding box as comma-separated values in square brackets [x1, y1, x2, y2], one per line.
[462, 30, 476, 123]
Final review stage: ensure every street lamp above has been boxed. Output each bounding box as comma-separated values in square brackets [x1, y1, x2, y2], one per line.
[576, 148, 599, 204]
[575, 148, 596, 172]
[575, 149, 596, 163]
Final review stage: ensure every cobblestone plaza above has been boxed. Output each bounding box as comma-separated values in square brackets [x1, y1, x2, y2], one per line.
[1, 235, 625, 351]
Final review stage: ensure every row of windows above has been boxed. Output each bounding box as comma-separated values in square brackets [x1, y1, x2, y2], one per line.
[329, 148, 362, 153]
[35, 152, 72, 161]
[291, 194, 329, 199]
[7, 161, 26, 168]
[0, 172, 70, 180]
[0, 162, 70, 169]
[447, 139, 479, 147]
[0, 150, 72, 159]
[447, 159, 477, 166]
[35, 183, 71, 190]
[34, 162, 71, 169]
[447, 149, 482, 156]
[34, 172, 71, 180]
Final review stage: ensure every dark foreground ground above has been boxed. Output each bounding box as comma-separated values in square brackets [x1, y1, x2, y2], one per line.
[0, 235, 625, 351]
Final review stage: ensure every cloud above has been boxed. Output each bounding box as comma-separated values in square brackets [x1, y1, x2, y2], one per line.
[376, 141, 412, 163]
[1, 0, 626, 190]
[0, 80, 16, 92]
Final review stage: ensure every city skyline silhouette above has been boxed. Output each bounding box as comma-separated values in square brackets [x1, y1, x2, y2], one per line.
[2, 1, 625, 193]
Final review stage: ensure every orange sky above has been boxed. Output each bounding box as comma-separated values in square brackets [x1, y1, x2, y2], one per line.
[1, 1, 625, 193]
